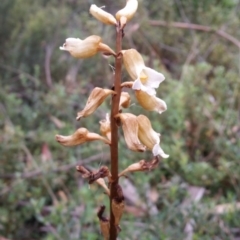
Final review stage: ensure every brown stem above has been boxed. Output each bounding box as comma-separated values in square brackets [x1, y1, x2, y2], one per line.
[109, 22, 123, 239]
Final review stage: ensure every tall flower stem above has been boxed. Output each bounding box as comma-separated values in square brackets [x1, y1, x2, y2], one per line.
[109, 22, 123, 239]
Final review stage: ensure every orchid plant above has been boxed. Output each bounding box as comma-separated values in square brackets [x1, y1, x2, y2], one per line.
[56, 1, 169, 239]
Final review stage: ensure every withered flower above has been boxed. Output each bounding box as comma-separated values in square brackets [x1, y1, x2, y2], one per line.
[90, 4, 117, 25]
[136, 115, 169, 158]
[97, 205, 110, 240]
[119, 92, 131, 109]
[112, 184, 125, 228]
[56, 127, 110, 146]
[60, 35, 115, 59]
[99, 113, 111, 141]
[115, 0, 138, 27]
[135, 90, 167, 114]
[76, 166, 110, 196]
[116, 113, 146, 152]
[118, 157, 160, 177]
[122, 49, 165, 95]
[96, 178, 110, 196]
[76, 88, 115, 120]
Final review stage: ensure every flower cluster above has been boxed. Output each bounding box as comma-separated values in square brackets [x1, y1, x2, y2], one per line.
[57, 1, 169, 239]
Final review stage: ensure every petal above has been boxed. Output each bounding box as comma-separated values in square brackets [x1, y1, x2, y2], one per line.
[122, 49, 145, 80]
[119, 92, 131, 109]
[135, 90, 167, 114]
[99, 113, 111, 141]
[90, 4, 117, 25]
[152, 143, 169, 158]
[115, 0, 138, 22]
[117, 113, 146, 152]
[59, 35, 101, 58]
[142, 67, 165, 89]
[136, 115, 160, 149]
[132, 78, 157, 95]
[56, 128, 110, 146]
[132, 78, 141, 90]
[76, 88, 115, 120]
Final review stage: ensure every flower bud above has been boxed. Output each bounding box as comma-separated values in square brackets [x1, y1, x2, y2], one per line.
[119, 92, 131, 109]
[56, 128, 110, 146]
[115, 0, 138, 24]
[116, 113, 146, 152]
[90, 4, 117, 25]
[60, 36, 101, 58]
[60, 35, 116, 58]
[97, 206, 110, 240]
[99, 113, 111, 141]
[135, 90, 167, 114]
[76, 88, 115, 120]
[136, 115, 169, 158]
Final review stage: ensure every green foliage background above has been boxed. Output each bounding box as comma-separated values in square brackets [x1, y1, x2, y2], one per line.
[0, 0, 240, 239]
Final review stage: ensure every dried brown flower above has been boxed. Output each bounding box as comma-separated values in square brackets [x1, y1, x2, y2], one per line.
[76, 88, 115, 120]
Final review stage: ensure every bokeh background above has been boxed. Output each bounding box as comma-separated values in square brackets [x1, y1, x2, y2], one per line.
[0, 0, 240, 239]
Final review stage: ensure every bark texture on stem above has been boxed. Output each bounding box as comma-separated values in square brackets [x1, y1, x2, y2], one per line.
[109, 22, 123, 239]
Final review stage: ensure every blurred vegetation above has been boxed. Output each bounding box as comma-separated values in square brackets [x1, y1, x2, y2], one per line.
[0, 0, 240, 239]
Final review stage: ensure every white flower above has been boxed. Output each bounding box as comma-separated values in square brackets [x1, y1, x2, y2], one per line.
[122, 49, 165, 95]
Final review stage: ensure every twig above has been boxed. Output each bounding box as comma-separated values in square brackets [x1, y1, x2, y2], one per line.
[0, 153, 109, 180]
[149, 20, 240, 49]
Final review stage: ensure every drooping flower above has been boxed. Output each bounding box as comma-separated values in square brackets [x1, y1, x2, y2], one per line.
[60, 35, 115, 58]
[116, 113, 146, 152]
[99, 113, 111, 141]
[90, 4, 117, 25]
[121, 81, 167, 114]
[115, 0, 138, 27]
[135, 89, 167, 114]
[76, 88, 115, 120]
[122, 49, 165, 95]
[55, 128, 110, 146]
[136, 115, 169, 158]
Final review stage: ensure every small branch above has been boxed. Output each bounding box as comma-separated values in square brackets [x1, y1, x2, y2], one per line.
[0, 153, 108, 180]
[44, 44, 54, 88]
[149, 20, 240, 49]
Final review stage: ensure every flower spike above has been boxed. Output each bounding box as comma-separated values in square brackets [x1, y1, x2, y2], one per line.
[76, 88, 115, 120]
[122, 49, 165, 95]
[90, 4, 117, 25]
[116, 113, 146, 152]
[55, 128, 110, 146]
[136, 115, 169, 158]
